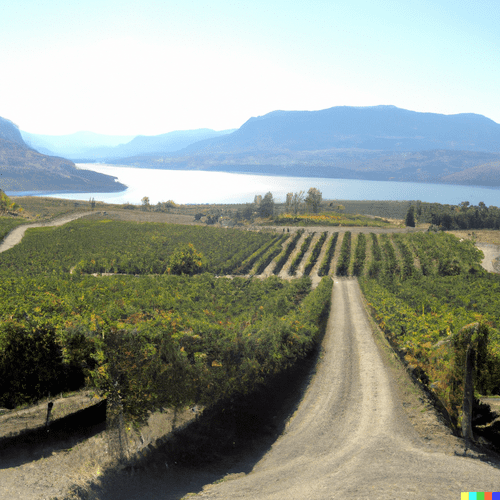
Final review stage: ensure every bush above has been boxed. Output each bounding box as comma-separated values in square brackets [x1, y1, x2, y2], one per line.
[168, 244, 206, 275]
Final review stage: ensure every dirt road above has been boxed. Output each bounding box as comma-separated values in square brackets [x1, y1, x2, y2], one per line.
[0, 212, 93, 254]
[476, 243, 500, 273]
[193, 279, 500, 499]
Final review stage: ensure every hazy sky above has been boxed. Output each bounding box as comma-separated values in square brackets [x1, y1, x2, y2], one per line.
[2, 0, 499, 136]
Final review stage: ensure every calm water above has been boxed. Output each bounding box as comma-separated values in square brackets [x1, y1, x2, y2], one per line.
[7, 164, 500, 206]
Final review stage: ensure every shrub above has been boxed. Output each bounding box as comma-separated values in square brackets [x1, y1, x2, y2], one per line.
[167, 244, 206, 275]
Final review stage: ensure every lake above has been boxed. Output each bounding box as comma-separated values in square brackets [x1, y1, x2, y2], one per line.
[7, 164, 500, 206]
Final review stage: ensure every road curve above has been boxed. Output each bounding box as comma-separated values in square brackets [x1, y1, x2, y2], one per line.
[0, 212, 92, 254]
[197, 279, 500, 499]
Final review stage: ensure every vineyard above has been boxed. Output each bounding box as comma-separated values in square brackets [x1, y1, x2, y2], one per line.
[1, 211, 499, 446]
[0, 217, 336, 423]
[0, 218, 282, 277]
[0, 273, 332, 419]
[357, 232, 500, 436]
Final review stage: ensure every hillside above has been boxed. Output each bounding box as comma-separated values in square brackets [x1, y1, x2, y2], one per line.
[20, 131, 137, 158]
[0, 117, 127, 192]
[181, 105, 500, 154]
[109, 106, 500, 187]
[21, 128, 235, 161]
[439, 160, 500, 187]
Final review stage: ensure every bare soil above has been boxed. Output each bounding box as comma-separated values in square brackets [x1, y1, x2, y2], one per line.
[0, 391, 102, 440]
[475, 243, 500, 273]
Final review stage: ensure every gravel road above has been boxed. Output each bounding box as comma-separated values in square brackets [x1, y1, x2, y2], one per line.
[0, 212, 93, 254]
[195, 279, 500, 499]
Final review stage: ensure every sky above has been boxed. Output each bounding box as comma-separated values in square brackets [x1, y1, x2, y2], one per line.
[1, 0, 499, 136]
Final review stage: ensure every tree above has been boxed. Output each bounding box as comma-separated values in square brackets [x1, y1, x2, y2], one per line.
[441, 213, 453, 230]
[242, 204, 254, 220]
[305, 188, 322, 213]
[459, 201, 470, 213]
[290, 191, 304, 214]
[259, 192, 274, 218]
[405, 205, 416, 227]
[141, 197, 150, 211]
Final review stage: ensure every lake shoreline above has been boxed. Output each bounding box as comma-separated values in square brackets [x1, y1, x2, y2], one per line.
[6, 164, 500, 205]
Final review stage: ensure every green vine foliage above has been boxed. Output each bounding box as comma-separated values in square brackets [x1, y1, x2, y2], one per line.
[273, 230, 304, 275]
[0, 273, 332, 419]
[352, 233, 367, 277]
[336, 231, 351, 276]
[360, 232, 500, 432]
[303, 232, 327, 276]
[288, 233, 314, 275]
[0, 219, 278, 277]
[318, 232, 338, 276]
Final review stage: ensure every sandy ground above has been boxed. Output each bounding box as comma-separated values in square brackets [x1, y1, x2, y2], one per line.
[476, 243, 500, 273]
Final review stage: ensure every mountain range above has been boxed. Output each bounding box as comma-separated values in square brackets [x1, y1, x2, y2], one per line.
[0, 117, 126, 193]
[21, 129, 236, 161]
[105, 106, 500, 187]
[5, 105, 500, 192]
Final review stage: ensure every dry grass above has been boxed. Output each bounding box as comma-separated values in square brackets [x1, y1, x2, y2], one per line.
[447, 229, 500, 246]
[9, 196, 88, 220]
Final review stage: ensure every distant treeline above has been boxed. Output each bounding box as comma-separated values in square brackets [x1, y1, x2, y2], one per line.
[416, 201, 500, 230]
[328, 199, 500, 230]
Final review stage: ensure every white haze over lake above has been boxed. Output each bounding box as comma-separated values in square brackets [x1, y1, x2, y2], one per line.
[12, 164, 500, 207]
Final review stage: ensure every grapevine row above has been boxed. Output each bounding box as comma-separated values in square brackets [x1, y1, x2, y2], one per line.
[288, 232, 314, 275]
[303, 232, 328, 276]
[318, 232, 338, 276]
[335, 231, 351, 276]
[252, 235, 289, 274]
[351, 233, 367, 277]
[272, 230, 304, 275]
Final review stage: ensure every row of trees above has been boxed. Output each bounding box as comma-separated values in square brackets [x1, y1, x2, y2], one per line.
[254, 188, 323, 218]
[405, 201, 500, 230]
